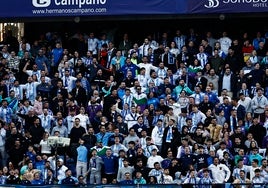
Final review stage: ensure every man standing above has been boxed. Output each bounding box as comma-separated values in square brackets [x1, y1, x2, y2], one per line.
[88, 148, 103, 184]
[162, 118, 180, 157]
[29, 117, 45, 147]
[101, 148, 118, 183]
[117, 158, 134, 183]
[219, 67, 237, 97]
[71, 79, 87, 108]
[251, 88, 268, 123]
[0, 99, 13, 125]
[87, 32, 99, 57]
[208, 157, 231, 188]
[76, 138, 88, 182]
[248, 116, 266, 147]
[207, 116, 223, 144]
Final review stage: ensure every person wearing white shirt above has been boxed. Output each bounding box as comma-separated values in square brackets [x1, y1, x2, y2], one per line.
[23, 63, 47, 82]
[62, 69, 77, 92]
[216, 142, 229, 160]
[142, 137, 159, 158]
[260, 158, 268, 184]
[39, 132, 52, 155]
[238, 92, 252, 113]
[87, 32, 99, 56]
[98, 33, 109, 50]
[156, 62, 168, 80]
[218, 32, 232, 55]
[251, 88, 268, 122]
[19, 39, 31, 51]
[252, 168, 265, 187]
[176, 138, 193, 159]
[139, 38, 156, 57]
[66, 110, 76, 135]
[124, 106, 138, 130]
[136, 68, 148, 88]
[22, 76, 39, 104]
[162, 168, 173, 184]
[170, 41, 180, 57]
[208, 157, 231, 184]
[248, 159, 261, 181]
[74, 107, 90, 131]
[56, 158, 68, 182]
[139, 132, 149, 150]
[147, 71, 163, 87]
[151, 120, 164, 152]
[196, 45, 209, 68]
[173, 30, 186, 54]
[138, 56, 157, 79]
[218, 89, 231, 104]
[232, 159, 251, 180]
[249, 50, 258, 65]
[183, 169, 200, 186]
[110, 136, 128, 157]
[147, 149, 164, 169]
[38, 108, 54, 133]
[232, 170, 251, 188]
[130, 85, 146, 96]
[10, 80, 23, 100]
[0, 123, 6, 168]
[167, 98, 181, 118]
[121, 89, 134, 108]
[189, 105, 206, 128]
[148, 162, 164, 183]
[177, 110, 187, 132]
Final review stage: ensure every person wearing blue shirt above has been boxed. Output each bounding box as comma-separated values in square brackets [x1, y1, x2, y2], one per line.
[59, 169, 78, 185]
[110, 50, 126, 72]
[131, 116, 148, 138]
[120, 58, 139, 78]
[253, 32, 266, 50]
[95, 125, 113, 146]
[101, 148, 118, 184]
[0, 99, 13, 124]
[51, 42, 63, 73]
[35, 49, 49, 71]
[117, 82, 126, 100]
[31, 172, 44, 185]
[249, 150, 263, 166]
[25, 145, 36, 165]
[120, 172, 134, 185]
[147, 91, 160, 109]
[76, 138, 88, 181]
[205, 85, 219, 105]
[216, 97, 233, 120]
[77, 72, 90, 96]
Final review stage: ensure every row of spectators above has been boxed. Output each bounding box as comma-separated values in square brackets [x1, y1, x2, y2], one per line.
[0, 29, 267, 186]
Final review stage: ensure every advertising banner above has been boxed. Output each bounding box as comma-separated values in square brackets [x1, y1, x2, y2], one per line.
[0, 0, 187, 18]
[188, 0, 268, 14]
[0, 0, 267, 18]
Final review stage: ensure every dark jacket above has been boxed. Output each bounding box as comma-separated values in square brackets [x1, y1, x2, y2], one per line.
[218, 73, 237, 96]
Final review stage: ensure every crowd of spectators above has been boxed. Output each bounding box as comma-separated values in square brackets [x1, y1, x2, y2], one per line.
[0, 27, 267, 187]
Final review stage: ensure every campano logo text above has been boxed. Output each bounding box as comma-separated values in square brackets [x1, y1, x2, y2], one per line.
[33, 0, 107, 8]
[32, 0, 51, 7]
